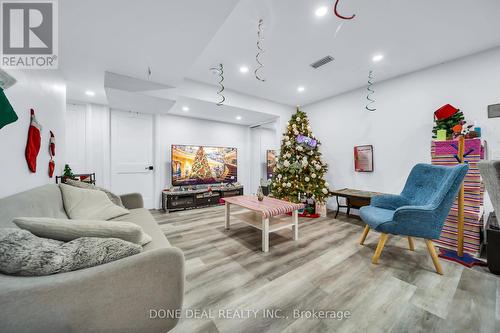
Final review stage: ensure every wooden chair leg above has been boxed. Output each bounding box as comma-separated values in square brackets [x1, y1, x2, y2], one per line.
[359, 225, 370, 245]
[408, 237, 415, 251]
[372, 233, 388, 264]
[425, 239, 443, 275]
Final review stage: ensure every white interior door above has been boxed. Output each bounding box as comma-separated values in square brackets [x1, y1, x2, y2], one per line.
[111, 110, 155, 208]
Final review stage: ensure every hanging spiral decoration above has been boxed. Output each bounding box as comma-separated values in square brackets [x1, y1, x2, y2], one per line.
[210, 63, 226, 106]
[334, 0, 356, 20]
[366, 70, 376, 112]
[254, 19, 266, 82]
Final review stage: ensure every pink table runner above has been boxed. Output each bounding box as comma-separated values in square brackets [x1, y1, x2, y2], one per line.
[222, 195, 304, 219]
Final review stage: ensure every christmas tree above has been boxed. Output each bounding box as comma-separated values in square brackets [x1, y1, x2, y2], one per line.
[270, 107, 331, 203]
[63, 164, 74, 178]
[190, 147, 214, 180]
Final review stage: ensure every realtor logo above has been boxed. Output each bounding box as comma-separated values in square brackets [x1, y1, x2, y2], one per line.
[1, 0, 58, 69]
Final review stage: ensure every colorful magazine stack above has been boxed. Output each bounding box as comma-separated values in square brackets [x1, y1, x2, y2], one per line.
[431, 138, 484, 254]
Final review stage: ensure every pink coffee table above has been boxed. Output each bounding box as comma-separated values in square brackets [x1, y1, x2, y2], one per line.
[223, 195, 304, 252]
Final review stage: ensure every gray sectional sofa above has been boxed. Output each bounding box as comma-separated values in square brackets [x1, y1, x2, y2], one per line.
[479, 160, 500, 215]
[0, 184, 184, 333]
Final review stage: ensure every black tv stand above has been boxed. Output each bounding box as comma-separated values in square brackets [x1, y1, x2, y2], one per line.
[162, 185, 243, 212]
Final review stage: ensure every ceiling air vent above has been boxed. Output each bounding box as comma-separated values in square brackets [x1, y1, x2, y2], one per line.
[310, 55, 334, 69]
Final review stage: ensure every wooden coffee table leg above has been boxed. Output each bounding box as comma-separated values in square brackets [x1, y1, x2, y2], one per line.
[292, 210, 299, 240]
[225, 202, 230, 230]
[262, 217, 269, 252]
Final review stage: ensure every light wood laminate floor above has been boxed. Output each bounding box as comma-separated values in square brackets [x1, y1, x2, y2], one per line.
[152, 206, 500, 333]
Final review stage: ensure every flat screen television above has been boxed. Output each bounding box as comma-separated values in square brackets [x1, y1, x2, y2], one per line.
[171, 145, 237, 186]
[266, 149, 277, 180]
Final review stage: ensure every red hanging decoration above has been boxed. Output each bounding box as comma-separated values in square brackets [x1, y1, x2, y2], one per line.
[25, 109, 42, 173]
[49, 130, 56, 156]
[48, 159, 55, 178]
[334, 0, 356, 20]
[48, 130, 56, 178]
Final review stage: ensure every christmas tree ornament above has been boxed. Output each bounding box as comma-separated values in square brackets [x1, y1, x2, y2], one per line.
[254, 19, 266, 82]
[365, 70, 376, 112]
[209, 63, 225, 106]
[296, 134, 317, 149]
[25, 109, 42, 173]
[0, 88, 17, 130]
[334, 0, 356, 20]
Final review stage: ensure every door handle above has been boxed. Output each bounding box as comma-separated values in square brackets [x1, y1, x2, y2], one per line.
[145, 166, 154, 171]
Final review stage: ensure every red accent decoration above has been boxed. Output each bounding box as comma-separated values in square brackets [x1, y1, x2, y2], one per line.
[25, 109, 42, 173]
[434, 104, 458, 120]
[49, 130, 56, 156]
[48, 159, 55, 178]
[334, 0, 355, 20]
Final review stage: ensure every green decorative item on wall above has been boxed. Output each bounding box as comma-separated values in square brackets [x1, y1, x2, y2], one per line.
[0, 88, 17, 130]
[270, 107, 331, 204]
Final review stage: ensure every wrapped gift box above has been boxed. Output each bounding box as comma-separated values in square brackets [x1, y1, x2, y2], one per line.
[431, 138, 484, 254]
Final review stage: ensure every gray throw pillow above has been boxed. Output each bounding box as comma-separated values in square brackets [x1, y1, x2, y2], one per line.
[65, 179, 125, 208]
[59, 184, 129, 220]
[14, 217, 152, 246]
[0, 228, 141, 276]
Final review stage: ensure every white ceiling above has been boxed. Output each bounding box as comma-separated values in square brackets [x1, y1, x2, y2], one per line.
[60, 0, 240, 104]
[187, 0, 500, 106]
[60, 0, 500, 111]
[168, 97, 278, 126]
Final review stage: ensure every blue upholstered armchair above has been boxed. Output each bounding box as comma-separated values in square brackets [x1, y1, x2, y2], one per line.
[359, 163, 469, 274]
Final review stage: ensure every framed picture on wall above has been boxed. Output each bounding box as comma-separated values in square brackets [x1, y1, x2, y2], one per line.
[354, 145, 373, 172]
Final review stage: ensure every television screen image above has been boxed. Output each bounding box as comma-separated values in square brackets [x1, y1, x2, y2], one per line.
[171, 145, 237, 186]
[266, 150, 277, 180]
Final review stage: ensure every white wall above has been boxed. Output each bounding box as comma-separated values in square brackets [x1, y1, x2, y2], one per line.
[0, 70, 66, 198]
[158, 114, 251, 202]
[305, 47, 500, 213]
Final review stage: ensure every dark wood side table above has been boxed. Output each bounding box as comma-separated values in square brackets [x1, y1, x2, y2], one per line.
[330, 188, 384, 218]
[56, 173, 96, 185]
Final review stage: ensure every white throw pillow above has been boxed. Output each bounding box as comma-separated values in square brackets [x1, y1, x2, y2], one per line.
[60, 183, 129, 220]
[14, 217, 152, 246]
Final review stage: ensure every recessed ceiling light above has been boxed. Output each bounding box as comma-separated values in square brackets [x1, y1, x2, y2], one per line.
[85, 90, 95, 97]
[182, 106, 189, 112]
[315, 6, 328, 17]
[372, 54, 384, 62]
[297, 86, 305, 93]
[236, 116, 242, 120]
[239, 66, 249, 73]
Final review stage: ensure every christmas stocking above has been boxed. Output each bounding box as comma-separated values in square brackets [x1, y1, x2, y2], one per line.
[0, 88, 17, 130]
[48, 130, 56, 178]
[25, 109, 42, 172]
[48, 159, 55, 178]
